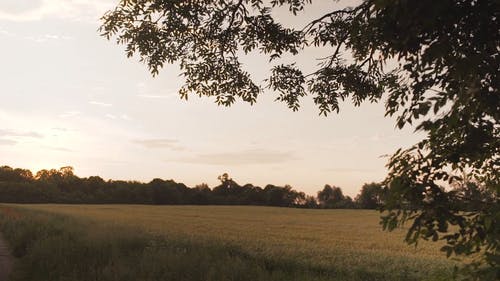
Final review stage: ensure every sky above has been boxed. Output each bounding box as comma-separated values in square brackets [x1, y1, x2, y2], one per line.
[0, 0, 424, 197]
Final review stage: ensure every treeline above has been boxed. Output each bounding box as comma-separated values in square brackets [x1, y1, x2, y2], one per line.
[0, 166, 385, 209]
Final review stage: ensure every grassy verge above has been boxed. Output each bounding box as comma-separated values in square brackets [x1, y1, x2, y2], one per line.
[0, 206, 452, 281]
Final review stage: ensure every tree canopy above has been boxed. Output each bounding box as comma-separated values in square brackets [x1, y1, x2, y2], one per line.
[355, 182, 384, 210]
[100, 0, 499, 278]
[317, 184, 354, 209]
[2, 165, 394, 209]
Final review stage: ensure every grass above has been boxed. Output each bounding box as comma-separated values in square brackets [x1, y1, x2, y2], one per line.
[0, 204, 458, 280]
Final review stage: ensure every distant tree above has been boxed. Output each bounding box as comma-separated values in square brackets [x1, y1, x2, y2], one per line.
[355, 183, 384, 209]
[317, 185, 345, 209]
[191, 183, 212, 205]
[195, 183, 210, 190]
[86, 176, 106, 190]
[217, 173, 232, 188]
[0, 166, 33, 182]
[263, 184, 299, 207]
[35, 169, 62, 183]
[292, 191, 308, 207]
[213, 173, 241, 203]
[59, 166, 74, 177]
[449, 178, 496, 213]
[56, 166, 81, 192]
[302, 195, 318, 209]
[0, 165, 325, 209]
[239, 183, 264, 205]
[338, 195, 356, 209]
[149, 178, 182, 205]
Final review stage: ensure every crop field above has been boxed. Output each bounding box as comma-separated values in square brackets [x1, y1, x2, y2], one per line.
[0, 204, 458, 281]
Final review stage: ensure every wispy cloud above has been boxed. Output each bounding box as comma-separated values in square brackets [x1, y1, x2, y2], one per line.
[120, 114, 131, 121]
[0, 1, 43, 15]
[0, 129, 43, 138]
[324, 167, 377, 173]
[180, 149, 296, 166]
[134, 139, 185, 151]
[51, 127, 69, 132]
[59, 111, 81, 118]
[24, 33, 73, 43]
[0, 0, 116, 23]
[45, 145, 73, 152]
[0, 27, 14, 37]
[137, 94, 175, 99]
[104, 113, 131, 121]
[0, 26, 72, 42]
[89, 101, 112, 107]
[136, 83, 177, 99]
[0, 138, 17, 145]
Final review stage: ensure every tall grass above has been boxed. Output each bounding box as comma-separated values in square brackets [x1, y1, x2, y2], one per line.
[0, 205, 454, 280]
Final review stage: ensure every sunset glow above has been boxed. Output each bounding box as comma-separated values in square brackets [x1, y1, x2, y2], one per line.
[0, 0, 423, 196]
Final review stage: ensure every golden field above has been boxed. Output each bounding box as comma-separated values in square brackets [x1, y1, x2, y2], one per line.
[5, 204, 457, 278]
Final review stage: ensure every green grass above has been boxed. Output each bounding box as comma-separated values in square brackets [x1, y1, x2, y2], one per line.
[0, 204, 458, 280]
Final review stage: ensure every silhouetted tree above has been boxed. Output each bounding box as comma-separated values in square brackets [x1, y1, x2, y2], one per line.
[355, 183, 384, 209]
[264, 184, 299, 207]
[190, 183, 211, 205]
[0, 166, 33, 182]
[217, 173, 232, 188]
[150, 178, 183, 205]
[0, 165, 324, 208]
[449, 178, 496, 213]
[317, 185, 347, 209]
[301, 195, 318, 209]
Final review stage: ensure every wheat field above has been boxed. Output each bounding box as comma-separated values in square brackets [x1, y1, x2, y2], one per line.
[4, 204, 458, 280]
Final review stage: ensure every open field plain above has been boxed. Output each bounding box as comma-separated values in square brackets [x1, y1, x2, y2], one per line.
[0, 204, 458, 280]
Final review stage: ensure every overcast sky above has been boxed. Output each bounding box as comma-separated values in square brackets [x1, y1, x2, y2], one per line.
[0, 0, 423, 196]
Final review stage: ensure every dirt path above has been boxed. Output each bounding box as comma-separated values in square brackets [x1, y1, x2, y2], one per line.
[0, 233, 12, 281]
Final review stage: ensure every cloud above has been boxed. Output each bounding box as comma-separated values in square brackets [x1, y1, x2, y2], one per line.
[180, 149, 296, 166]
[136, 83, 178, 99]
[104, 113, 131, 121]
[0, 129, 43, 138]
[0, 0, 116, 23]
[120, 114, 131, 121]
[0, 138, 17, 145]
[51, 127, 69, 132]
[105, 113, 117, 119]
[324, 167, 377, 173]
[59, 111, 81, 118]
[0, 26, 72, 42]
[46, 146, 73, 152]
[134, 139, 184, 151]
[89, 101, 112, 107]
[0, 129, 42, 146]
[24, 33, 73, 43]
[0, 0, 43, 15]
[137, 94, 175, 99]
[0, 27, 14, 37]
